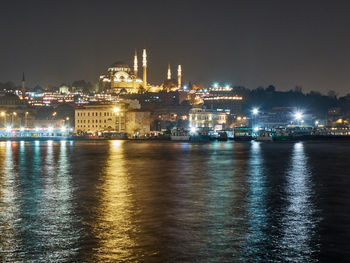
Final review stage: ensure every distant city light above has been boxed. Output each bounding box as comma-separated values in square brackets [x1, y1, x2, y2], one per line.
[183, 85, 187, 90]
[20, 127, 25, 132]
[225, 85, 230, 90]
[253, 127, 259, 132]
[61, 126, 67, 132]
[5, 126, 11, 132]
[190, 127, 197, 133]
[213, 83, 219, 88]
[113, 107, 120, 113]
[48, 126, 53, 132]
[252, 108, 259, 115]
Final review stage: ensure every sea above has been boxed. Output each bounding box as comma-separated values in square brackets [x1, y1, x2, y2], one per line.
[0, 140, 349, 262]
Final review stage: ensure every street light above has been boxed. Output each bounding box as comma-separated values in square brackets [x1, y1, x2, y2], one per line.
[252, 108, 259, 115]
[294, 111, 303, 121]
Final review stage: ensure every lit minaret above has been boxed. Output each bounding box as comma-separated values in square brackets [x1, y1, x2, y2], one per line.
[21, 72, 26, 98]
[142, 49, 147, 87]
[167, 64, 171, 80]
[177, 65, 182, 89]
[134, 50, 138, 77]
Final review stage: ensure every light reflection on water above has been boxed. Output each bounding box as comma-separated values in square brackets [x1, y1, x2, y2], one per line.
[0, 140, 349, 262]
[279, 142, 319, 262]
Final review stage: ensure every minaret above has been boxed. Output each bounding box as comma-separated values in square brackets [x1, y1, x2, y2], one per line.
[142, 49, 147, 88]
[177, 65, 182, 89]
[134, 50, 138, 78]
[21, 72, 26, 98]
[133, 50, 138, 91]
[167, 64, 171, 80]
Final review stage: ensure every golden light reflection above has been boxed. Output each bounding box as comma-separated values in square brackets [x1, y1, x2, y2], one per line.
[92, 140, 137, 261]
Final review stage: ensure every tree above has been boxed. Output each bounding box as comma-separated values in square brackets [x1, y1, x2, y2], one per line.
[327, 90, 338, 99]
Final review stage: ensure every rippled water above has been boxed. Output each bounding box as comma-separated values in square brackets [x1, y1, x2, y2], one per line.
[0, 140, 350, 262]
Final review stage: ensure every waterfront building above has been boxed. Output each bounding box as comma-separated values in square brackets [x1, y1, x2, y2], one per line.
[0, 93, 34, 128]
[189, 107, 227, 131]
[74, 100, 151, 136]
[75, 104, 127, 133]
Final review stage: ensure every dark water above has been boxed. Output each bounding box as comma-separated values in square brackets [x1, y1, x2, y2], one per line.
[0, 140, 349, 262]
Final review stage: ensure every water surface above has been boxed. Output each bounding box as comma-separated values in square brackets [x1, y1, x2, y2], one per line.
[0, 140, 349, 262]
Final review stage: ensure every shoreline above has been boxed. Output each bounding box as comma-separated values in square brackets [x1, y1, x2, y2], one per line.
[1, 136, 350, 142]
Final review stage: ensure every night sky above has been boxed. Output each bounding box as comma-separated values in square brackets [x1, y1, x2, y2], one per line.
[1, 0, 350, 95]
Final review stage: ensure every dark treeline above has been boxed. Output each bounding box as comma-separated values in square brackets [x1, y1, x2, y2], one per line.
[0, 81, 19, 91]
[236, 85, 350, 116]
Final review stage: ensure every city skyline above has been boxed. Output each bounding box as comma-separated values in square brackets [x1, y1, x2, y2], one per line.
[1, 0, 350, 95]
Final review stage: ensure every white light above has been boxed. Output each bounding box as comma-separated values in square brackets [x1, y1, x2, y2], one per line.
[5, 126, 11, 132]
[252, 108, 259, 115]
[213, 83, 219, 88]
[294, 111, 303, 120]
[61, 126, 67, 132]
[225, 85, 230, 89]
[20, 127, 24, 132]
[253, 127, 259, 132]
[48, 126, 53, 132]
[183, 85, 187, 90]
[190, 127, 197, 133]
[315, 120, 319, 125]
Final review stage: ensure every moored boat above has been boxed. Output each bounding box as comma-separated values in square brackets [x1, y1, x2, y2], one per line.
[256, 130, 273, 142]
[171, 130, 190, 141]
[233, 127, 253, 141]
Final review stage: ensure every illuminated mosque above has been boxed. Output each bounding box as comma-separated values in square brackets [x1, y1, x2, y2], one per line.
[99, 49, 182, 94]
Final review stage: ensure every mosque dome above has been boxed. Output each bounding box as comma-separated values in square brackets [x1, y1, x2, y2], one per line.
[109, 61, 130, 68]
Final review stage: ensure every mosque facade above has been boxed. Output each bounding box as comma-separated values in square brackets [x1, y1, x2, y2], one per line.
[99, 49, 182, 94]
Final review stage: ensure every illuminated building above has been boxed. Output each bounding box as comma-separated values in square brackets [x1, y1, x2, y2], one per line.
[99, 49, 159, 94]
[99, 49, 182, 94]
[75, 104, 124, 133]
[202, 84, 243, 115]
[189, 107, 227, 131]
[58, 85, 70, 94]
[74, 100, 151, 136]
[161, 64, 182, 91]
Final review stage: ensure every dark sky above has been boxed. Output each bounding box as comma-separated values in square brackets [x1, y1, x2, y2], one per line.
[1, 0, 350, 95]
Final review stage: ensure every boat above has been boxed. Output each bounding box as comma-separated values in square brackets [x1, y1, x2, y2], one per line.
[256, 130, 273, 142]
[273, 128, 292, 141]
[233, 127, 253, 141]
[217, 131, 228, 141]
[171, 130, 190, 141]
